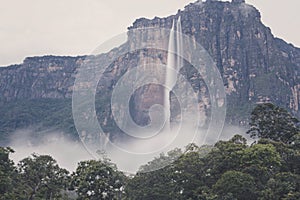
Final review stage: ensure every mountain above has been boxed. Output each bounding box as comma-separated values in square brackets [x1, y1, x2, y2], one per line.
[0, 0, 299, 145]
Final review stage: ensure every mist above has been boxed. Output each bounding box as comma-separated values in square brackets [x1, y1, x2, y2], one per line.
[8, 129, 92, 172]
[7, 124, 250, 173]
[103, 123, 250, 173]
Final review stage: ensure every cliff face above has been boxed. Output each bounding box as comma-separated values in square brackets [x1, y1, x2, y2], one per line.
[0, 56, 84, 101]
[0, 0, 299, 139]
[127, 0, 300, 122]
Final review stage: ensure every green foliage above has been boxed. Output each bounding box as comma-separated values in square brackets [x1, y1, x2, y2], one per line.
[17, 154, 70, 200]
[213, 171, 257, 200]
[0, 147, 16, 199]
[0, 150, 70, 200]
[257, 139, 300, 175]
[247, 103, 300, 144]
[0, 103, 299, 199]
[71, 160, 126, 200]
[125, 145, 213, 200]
[125, 130, 299, 199]
[259, 172, 300, 200]
[125, 167, 178, 200]
[203, 135, 248, 185]
[242, 143, 281, 170]
[138, 148, 182, 173]
[0, 96, 120, 145]
[0, 99, 77, 144]
[241, 143, 281, 188]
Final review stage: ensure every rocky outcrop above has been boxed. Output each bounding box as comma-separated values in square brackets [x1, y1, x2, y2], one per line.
[0, 0, 299, 131]
[0, 56, 85, 101]
[127, 0, 300, 123]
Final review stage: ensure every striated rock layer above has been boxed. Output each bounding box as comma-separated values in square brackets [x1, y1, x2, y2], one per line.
[0, 0, 299, 140]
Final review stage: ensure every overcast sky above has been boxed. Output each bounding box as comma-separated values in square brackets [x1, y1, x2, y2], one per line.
[0, 0, 299, 66]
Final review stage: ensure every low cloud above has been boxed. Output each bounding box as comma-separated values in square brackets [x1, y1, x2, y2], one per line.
[7, 124, 250, 173]
[8, 129, 92, 172]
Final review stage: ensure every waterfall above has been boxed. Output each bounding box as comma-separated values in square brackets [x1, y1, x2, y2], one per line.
[176, 17, 183, 71]
[164, 17, 183, 131]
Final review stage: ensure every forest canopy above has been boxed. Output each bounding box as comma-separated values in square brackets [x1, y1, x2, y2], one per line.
[1, 103, 299, 200]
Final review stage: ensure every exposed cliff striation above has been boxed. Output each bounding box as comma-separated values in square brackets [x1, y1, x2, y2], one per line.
[0, 56, 85, 101]
[0, 0, 299, 141]
[128, 0, 300, 122]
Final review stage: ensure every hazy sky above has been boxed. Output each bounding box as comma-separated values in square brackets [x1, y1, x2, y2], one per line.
[0, 0, 299, 66]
